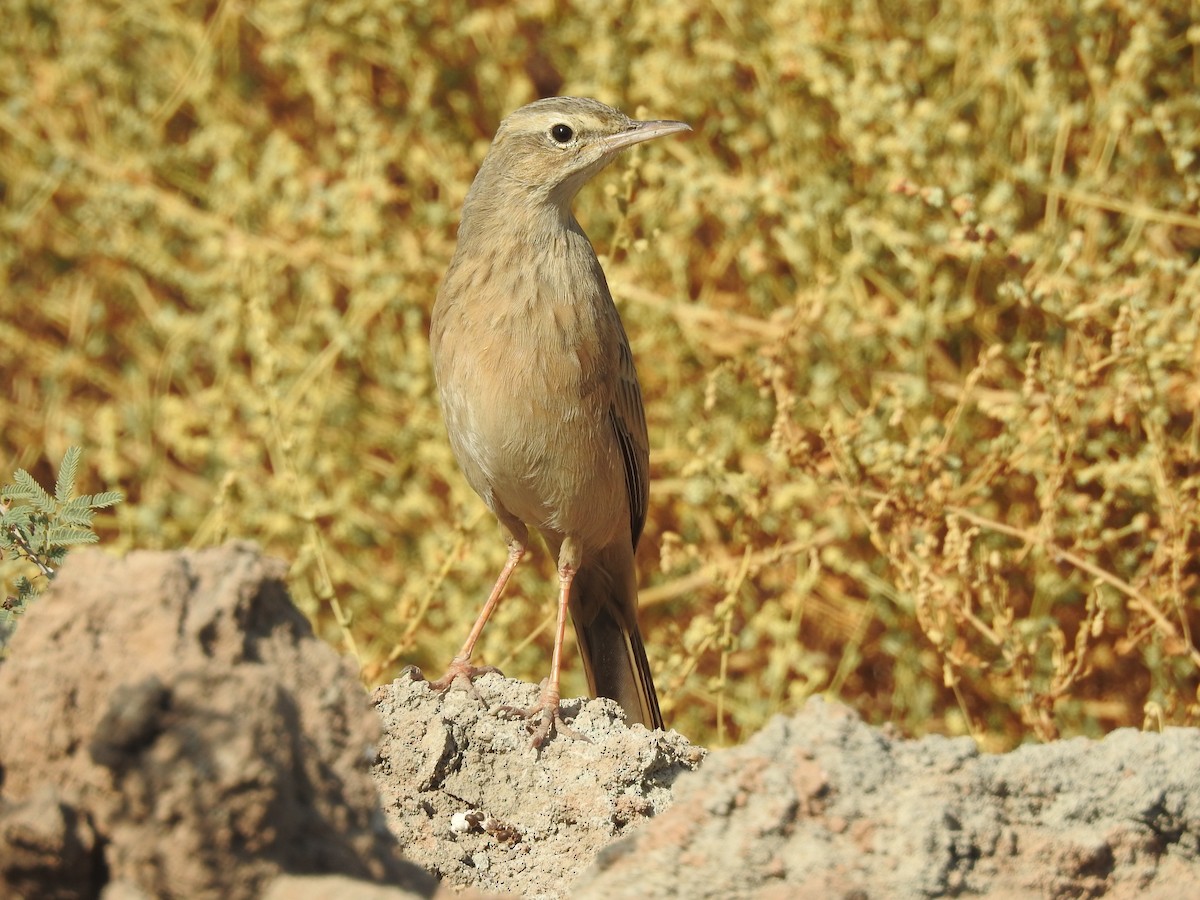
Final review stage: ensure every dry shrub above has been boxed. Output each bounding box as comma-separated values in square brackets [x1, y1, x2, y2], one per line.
[2, 0, 1197, 748]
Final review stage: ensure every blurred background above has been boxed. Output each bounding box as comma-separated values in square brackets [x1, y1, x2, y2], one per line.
[2, 0, 1198, 749]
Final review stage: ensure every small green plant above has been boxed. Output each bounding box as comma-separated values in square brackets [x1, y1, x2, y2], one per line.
[1, 447, 123, 650]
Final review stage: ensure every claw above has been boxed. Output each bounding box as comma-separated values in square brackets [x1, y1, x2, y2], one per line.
[495, 680, 592, 747]
[411, 659, 505, 705]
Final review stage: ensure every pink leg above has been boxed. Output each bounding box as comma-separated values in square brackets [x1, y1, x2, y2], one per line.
[428, 538, 524, 691]
[499, 539, 590, 747]
[526, 559, 578, 746]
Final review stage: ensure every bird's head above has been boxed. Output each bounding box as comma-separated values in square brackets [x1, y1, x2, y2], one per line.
[470, 97, 690, 211]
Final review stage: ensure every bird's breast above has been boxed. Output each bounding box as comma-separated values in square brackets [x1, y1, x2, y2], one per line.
[430, 227, 629, 546]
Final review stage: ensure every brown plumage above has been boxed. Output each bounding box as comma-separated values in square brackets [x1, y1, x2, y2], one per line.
[428, 97, 688, 745]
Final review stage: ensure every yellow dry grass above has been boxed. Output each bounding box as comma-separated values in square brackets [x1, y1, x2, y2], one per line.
[2, 0, 1198, 748]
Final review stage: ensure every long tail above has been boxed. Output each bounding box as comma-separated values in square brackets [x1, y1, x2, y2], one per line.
[567, 542, 663, 730]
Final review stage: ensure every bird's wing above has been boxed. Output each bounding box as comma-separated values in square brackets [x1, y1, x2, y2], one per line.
[609, 329, 650, 549]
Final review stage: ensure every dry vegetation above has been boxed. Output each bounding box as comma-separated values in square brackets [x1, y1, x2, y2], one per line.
[2, 0, 1198, 749]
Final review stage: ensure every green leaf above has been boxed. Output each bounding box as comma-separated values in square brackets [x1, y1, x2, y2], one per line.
[10, 469, 54, 514]
[1, 505, 34, 529]
[0, 526, 30, 555]
[55, 446, 81, 504]
[45, 525, 100, 547]
[29, 526, 50, 556]
[1, 482, 28, 502]
[54, 501, 97, 528]
[84, 490, 124, 510]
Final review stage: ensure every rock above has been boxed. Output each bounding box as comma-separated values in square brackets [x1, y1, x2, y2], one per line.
[572, 697, 1200, 899]
[261, 874, 433, 900]
[4, 542, 1199, 899]
[371, 671, 704, 899]
[0, 543, 436, 900]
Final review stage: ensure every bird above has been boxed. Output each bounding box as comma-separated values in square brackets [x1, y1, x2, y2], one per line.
[426, 96, 689, 746]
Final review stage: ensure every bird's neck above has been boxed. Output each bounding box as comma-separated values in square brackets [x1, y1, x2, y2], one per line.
[456, 159, 591, 248]
[462, 193, 577, 243]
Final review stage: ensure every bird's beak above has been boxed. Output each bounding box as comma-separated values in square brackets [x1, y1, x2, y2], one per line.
[599, 119, 691, 155]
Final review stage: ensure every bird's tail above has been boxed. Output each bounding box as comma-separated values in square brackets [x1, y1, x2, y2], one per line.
[567, 542, 663, 730]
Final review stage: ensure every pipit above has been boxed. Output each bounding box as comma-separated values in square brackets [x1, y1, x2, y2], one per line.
[427, 97, 689, 746]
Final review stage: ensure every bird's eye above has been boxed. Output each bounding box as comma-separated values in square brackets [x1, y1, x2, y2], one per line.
[550, 123, 574, 144]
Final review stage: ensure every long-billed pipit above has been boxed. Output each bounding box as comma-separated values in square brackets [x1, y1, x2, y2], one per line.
[428, 96, 689, 746]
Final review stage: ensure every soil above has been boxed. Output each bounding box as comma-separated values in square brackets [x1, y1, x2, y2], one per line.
[1, 544, 1197, 898]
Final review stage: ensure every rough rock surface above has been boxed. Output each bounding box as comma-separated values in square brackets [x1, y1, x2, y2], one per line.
[3, 543, 1200, 900]
[371, 673, 703, 899]
[576, 699, 1200, 899]
[0, 543, 434, 900]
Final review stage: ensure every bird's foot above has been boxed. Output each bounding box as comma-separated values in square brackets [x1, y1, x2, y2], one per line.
[496, 680, 592, 748]
[404, 658, 503, 705]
